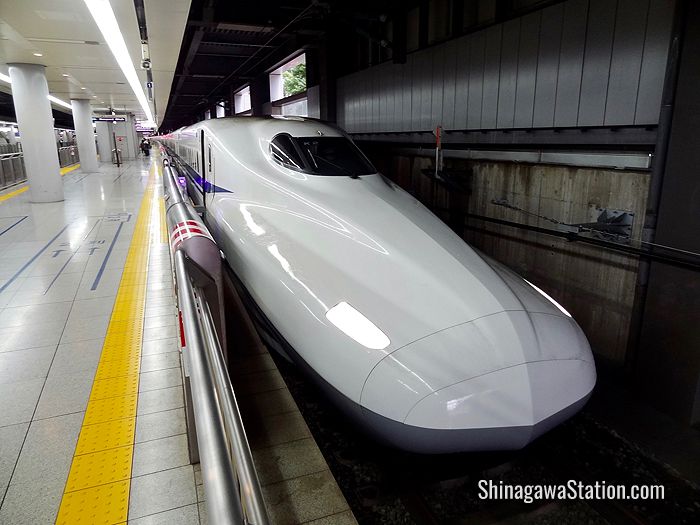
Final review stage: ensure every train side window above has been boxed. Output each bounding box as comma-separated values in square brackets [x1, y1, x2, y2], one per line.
[270, 134, 304, 171]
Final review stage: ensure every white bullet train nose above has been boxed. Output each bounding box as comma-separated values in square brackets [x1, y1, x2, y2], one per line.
[361, 310, 596, 453]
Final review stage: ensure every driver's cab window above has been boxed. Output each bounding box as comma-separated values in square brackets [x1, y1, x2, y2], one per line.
[270, 134, 304, 170]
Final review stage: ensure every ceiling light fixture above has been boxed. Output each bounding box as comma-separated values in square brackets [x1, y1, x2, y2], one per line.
[83, 0, 154, 126]
[62, 73, 70, 77]
[1, 72, 72, 110]
[33, 52, 43, 57]
[48, 95, 73, 110]
[81, 87, 86, 90]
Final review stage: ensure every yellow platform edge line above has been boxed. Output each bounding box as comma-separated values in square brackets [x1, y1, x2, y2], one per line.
[60, 163, 81, 175]
[56, 162, 161, 525]
[0, 163, 81, 203]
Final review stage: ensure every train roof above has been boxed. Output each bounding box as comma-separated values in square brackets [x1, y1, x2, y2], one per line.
[174, 116, 346, 141]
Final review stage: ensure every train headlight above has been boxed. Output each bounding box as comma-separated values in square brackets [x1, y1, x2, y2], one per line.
[325, 302, 390, 350]
[524, 279, 571, 317]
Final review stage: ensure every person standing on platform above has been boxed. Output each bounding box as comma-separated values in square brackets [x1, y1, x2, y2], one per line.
[140, 138, 151, 157]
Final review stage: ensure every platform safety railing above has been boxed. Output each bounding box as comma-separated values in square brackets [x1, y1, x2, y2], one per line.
[162, 155, 269, 525]
[0, 151, 26, 190]
[57, 145, 79, 167]
[0, 144, 82, 192]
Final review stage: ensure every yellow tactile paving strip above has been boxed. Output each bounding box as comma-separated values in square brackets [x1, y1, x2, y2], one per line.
[0, 162, 80, 203]
[55, 167, 160, 525]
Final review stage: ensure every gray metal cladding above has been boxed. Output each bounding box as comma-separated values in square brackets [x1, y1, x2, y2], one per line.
[514, 11, 540, 128]
[335, 0, 674, 133]
[441, 39, 458, 130]
[453, 35, 469, 129]
[431, 44, 446, 130]
[497, 18, 520, 129]
[467, 32, 485, 129]
[605, 0, 650, 126]
[481, 25, 502, 129]
[577, 0, 616, 127]
[553, 0, 587, 128]
[636, 0, 675, 125]
[533, 3, 564, 128]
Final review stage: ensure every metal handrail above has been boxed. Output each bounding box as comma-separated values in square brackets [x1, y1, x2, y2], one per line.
[0, 153, 23, 159]
[163, 156, 269, 525]
[198, 298, 268, 525]
[174, 251, 247, 524]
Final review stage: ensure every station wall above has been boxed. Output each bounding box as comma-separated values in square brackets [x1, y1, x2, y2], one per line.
[369, 153, 650, 366]
[336, 0, 675, 133]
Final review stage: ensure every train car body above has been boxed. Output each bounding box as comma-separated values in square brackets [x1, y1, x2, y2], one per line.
[157, 116, 596, 454]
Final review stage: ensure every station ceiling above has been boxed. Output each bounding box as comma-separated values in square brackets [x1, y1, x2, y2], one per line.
[161, 0, 419, 130]
[0, 0, 190, 126]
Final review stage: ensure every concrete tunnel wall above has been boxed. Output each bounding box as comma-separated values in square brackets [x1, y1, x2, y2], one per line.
[370, 153, 650, 367]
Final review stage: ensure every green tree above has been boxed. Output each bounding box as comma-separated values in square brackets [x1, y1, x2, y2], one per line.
[283, 63, 306, 97]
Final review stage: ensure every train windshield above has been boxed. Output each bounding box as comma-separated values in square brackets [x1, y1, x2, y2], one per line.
[270, 134, 376, 176]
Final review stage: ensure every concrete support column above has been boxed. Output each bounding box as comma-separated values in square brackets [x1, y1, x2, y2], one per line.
[8, 63, 63, 202]
[70, 99, 98, 172]
[95, 121, 112, 162]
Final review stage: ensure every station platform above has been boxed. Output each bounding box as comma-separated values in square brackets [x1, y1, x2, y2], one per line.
[0, 156, 355, 525]
[0, 157, 198, 524]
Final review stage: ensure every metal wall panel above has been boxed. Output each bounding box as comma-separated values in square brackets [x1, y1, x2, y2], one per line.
[378, 63, 387, 132]
[411, 51, 424, 130]
[342, 75, 350, 130]
[354, 71, 362, 132]
[337, 77, 345, 127]
[431, 44, 446, 128]
[533, 3, 563, 127]
[577, 0, 616, 126]
[393, 61, 401, 131]
[441, 39, 457, 129]
[419, 49, 433, 130]
[351, 73, 358, 132]
[371, 65, 379, 133]
[334, 0, 672, 134]
[605, 0, 650, 125]
[554, 0, 587, 127]
[467, 32, 485, 129]
[514, 11, 540, 128]
[497, 18, 520, 128]
[362, 68, 374, 133]
[401, 54, 413, 131]
[362, 67, 370, 132]
[635, 0, 674, 124]
[453, 35, 470, 129]
[481, 25, 502, 129]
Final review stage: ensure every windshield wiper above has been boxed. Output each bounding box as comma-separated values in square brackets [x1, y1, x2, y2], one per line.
[312, 155, 359, 178]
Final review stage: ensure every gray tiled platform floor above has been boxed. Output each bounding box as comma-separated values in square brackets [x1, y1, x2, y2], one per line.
[0, 159, 201, 524]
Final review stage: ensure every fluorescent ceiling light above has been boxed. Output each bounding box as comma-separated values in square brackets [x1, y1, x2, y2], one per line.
[326, 302, 390, 350]
[48, 95, 72, 110]
[0, 73, 71, 110]
[33, 52, 43, 57]
[83, 0, 154, 123]
[524, 279, 572, 317]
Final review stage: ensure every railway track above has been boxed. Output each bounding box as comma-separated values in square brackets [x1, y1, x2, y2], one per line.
[272, 353, 700, 525]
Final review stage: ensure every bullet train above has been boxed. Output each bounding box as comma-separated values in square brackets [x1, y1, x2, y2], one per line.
[157, 116, 596, 454]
